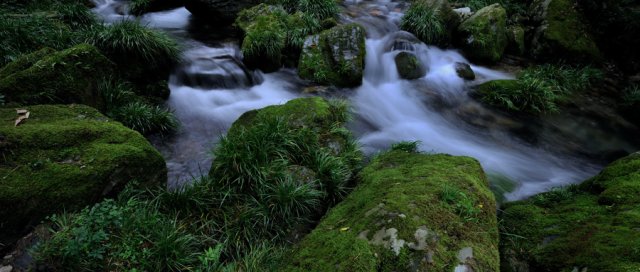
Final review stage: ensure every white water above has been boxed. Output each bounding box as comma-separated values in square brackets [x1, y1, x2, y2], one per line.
[92, 0, 613, 200]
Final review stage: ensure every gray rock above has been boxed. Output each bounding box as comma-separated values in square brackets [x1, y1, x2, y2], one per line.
[0, 265, 13, 272]
[395, 52, 426, 80]
[455, 62, 475, 80]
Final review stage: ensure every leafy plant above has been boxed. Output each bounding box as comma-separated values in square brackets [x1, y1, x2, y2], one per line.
[441, 185, 482, 222]
[111, 101, 179, 135]
[622, 84, 640, 106]
[391, 141, 421, 153]
[400, 1, 446, 45]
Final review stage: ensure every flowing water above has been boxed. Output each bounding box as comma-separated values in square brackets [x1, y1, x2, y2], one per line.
[91, 0, 639, 200]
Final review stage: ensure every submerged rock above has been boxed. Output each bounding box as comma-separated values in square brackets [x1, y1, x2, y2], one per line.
[0, 105, 167, 248]
[500, 152, 640, 271]
[529, 0, 602, 62]
[298, 24, 366, 87]
[457, 3, 508, 63]
[0, 44, 114, 110]
[455, 62, 475, 80]
[395, 52, 426, 80]
[285, 151, 499, 271]
[184, 0, 260, 25]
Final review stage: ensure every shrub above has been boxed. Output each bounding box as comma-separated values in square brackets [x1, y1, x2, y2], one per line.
[391, 141, 421, 153]
[400, 1, 446, 45]
[111, 101, 179, 135]
[273, 0, 338, 20]
[622, 84, 640, 106]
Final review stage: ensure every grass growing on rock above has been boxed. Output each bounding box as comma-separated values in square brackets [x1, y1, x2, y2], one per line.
[400, 0, 446, 46]
[34, 98, 363, 270]
[477, 64, 603, 113]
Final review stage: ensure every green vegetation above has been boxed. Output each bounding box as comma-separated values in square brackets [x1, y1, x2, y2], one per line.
[0, 105, 167, 248]
[477, 64, 603, 113]
[34, 98, 362, 271]
[500, 152, 640, 271]
[400, 0, 447, 45]
[110, 101, 179, 135]
[285, 150, 499, 271]
[391, 141, 421, 153]
[273, 0, 339, 21]
[622, 84, 640, 107]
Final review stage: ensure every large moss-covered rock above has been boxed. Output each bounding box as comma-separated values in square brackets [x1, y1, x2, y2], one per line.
[285, 151, 499, 271]
[184, 0, 261, 25]
[395, 52, 426, 80]
[0, 105, 167, 247]
[457, 4, 508, 63]
[236, 4, 289, 72]
[500, 152, 640, 271]
[298, 24, 366, 87]
[530, 0, 602, 62]
[0, 44, 114, 110]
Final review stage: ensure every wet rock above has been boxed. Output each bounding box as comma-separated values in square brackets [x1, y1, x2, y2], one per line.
[500, 152, 640, 271]
[174, 55, 258, 89]
[506, 25, 526, 55]
[298, 24, 366, 87]
[0, 105, 166, 249]
[455, 62, 475, 80]
[383, 31, 422, 52]
[184, 0, 261, 25]
[0, 45, 114, 110]
[529, 0, 602, 62]
[285, 151, 499, 271]
[457, 4, 508, 63]
[395, 52, 426, 80]
[0, 265, 12, 272]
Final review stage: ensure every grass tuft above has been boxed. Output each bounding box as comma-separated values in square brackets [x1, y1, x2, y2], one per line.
[400, 1, 446, 45]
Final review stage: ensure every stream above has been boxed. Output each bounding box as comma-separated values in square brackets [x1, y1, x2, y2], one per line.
[91, 0, 639, 201]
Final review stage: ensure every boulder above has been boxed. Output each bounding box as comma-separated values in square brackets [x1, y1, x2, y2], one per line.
[395, 52, 426, 80]
[455, 62, 475, 80]
[298, 24, 366, 87]
[529, 0, 602, 62]
[457, 3, 508, 63]
[500, 152, 640, 271]
[0, 105, 167, 248]
[506, 25, 526, 55]
[184, 0, 260, 25]
[0, 45, 114, 110]
[285, 150, 499, 271]
[236, 4, 289, 72]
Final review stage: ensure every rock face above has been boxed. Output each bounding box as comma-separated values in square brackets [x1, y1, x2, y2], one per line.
[184, 0, 260, 25]
[0, 105, 167, 248]
[530, 0, 601, 62]
[395, 52, 426, 80]
[506, 25, 526, 55]
[455, 62, 475, 80]
[457, 4, 508, 63]
[0, 44, 114, 110]
[500, 152, 640, 271]
[298, 24, 366, 88]
[285, 150, 499, 271]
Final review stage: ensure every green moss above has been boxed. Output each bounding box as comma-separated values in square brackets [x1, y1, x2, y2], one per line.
[457, 3, 508, 63]
[507, 25, 525, 55]
[0, 104, 167, 246]
[0, 44, 115, 110]
[500, 152, 640, 271]
[531, 0, 602, 61]
[285, 151, 499, 271]
[298, 23, 366, 87]
[395, 51, 426, 80]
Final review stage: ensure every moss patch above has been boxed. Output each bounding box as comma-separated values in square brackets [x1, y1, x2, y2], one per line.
[285, 151, 499, 271]
[500, 152, 640, 271]
[457, 3, 508, 63]
[0, 104, 166, 246]
[0, 44, 114, 110]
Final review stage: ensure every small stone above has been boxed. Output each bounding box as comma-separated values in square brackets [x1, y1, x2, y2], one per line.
[455, 62, 476, 80]
[0, 265, 13, 272]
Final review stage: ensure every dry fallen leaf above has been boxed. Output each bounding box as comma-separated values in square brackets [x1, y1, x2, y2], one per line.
[15, 109, 30, 127]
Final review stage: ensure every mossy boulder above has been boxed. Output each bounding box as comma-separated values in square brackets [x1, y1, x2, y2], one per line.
[184, 0, 260, 25]
[395, 52, 426, 80]
[507, 25, 526, 55]
[285, 151, 499, 271]
[298, 23, 366, 87]
[500, 152, 640, 271]
[530, 0, 602, 62]
[0, 44, 114, 110]
[236, 4, 289, 72]
[0, 105, 167, 247]
[457, 4, 508, 63]
[455, 62, 475, 80]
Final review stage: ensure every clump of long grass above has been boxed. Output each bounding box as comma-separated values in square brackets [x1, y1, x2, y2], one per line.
[86, 20, 180, 72]
[622, 84, 640, 106]
[400, 1, 446, 45]
[110, 101, 179, 135]
[275, 0, 338, 20]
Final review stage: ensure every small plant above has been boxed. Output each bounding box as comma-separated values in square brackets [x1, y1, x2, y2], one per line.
[441, 185, 482, 222]
[129, 0, 151, 15]
[400, 1, 446, 45]
[391, 141, 421, 153]
[111, 101, 179, 135]
[275, 0, 338, 20]
[622, 84, 640, 106]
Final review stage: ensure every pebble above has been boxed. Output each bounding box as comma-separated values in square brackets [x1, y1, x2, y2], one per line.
[0, 265, 13, 272]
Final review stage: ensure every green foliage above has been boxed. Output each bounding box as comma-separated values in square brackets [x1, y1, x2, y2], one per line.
[400, 2, 446, 45]
[110, 101, 179, 135]
[390, 141, 421, 153]
[272, 0, 338, 20]
[622, 84, 640, 106]
[86, 20, 180, 77]
[441, 185, 482, 222]
[129, 0, 152, 15]
[478, 64, 603, 113]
